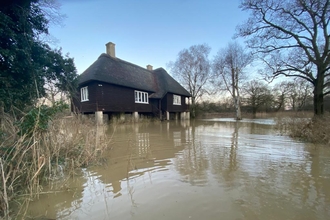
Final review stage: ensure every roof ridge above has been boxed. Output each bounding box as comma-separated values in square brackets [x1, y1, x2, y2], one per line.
[153, 67, 165, 71]
[100, 53, 154, 73]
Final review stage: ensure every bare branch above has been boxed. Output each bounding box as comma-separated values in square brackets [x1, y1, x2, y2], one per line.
[169, 44, 212, 117]
[213, 42, 253, 119]
[237, 0, 330, 115]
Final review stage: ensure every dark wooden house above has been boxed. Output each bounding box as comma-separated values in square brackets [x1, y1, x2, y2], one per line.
[73, 42, 191, 122]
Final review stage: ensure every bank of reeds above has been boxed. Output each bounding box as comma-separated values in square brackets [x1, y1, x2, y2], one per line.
[275, 112, 330, 144]
[0, 111, 112, 219]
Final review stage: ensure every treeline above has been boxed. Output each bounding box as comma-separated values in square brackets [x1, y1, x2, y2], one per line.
[195, 78, 326, 117]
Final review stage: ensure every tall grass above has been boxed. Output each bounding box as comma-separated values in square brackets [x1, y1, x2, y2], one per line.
[275, 112, 330, 144]
[0, 111, 112, 219]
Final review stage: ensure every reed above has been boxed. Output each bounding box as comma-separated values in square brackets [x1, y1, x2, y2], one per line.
[0, 112, 112, 219]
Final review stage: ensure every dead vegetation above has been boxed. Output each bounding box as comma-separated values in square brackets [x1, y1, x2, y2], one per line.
[275, 112, 330, 144]
[0, 112, 112, 219]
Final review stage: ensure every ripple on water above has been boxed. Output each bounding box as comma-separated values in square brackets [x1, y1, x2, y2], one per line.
[23, 119, 330, 220]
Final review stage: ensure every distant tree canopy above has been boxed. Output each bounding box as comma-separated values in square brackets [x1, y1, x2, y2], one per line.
[195, 77, 316, 116]
[0, 0, 77, 111]
[242, 80, 273, 117]
[237, 0, 330, 116]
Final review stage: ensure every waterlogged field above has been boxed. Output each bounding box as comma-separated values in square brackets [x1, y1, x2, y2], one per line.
[24, 119, 330, 220]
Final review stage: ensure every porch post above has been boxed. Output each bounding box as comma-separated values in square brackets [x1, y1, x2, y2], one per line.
[133, 111, 139, 121]
[120, 113, 125, 121]
[166, 111, 170, 120]
[95, 111, 103, 125]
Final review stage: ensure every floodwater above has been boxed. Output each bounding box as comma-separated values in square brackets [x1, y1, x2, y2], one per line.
[25, 119, 330, 220]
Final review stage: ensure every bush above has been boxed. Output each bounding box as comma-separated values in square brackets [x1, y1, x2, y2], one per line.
[17, 101, 68, 135]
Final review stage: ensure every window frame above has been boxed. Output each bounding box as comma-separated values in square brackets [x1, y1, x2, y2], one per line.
[81, 86, 89, 102]
[135, 90, 149, 104]
[173, 94, 181, 105]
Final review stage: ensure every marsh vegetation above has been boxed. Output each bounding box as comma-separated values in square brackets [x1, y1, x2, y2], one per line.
[0, 106, 112, 219]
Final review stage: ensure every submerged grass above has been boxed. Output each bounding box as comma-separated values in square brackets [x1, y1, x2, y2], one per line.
[0, 112, 112, 219]
[275, 112, 330, 144]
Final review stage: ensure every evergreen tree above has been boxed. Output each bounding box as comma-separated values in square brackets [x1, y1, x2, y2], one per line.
[0, 0, 77, 111]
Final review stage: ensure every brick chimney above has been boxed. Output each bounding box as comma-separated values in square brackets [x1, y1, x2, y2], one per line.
[147, 64, 153, 71]
[105, 42, 116, 58]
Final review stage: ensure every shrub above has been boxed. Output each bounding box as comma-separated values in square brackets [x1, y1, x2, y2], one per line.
[17, 101, 68, 135]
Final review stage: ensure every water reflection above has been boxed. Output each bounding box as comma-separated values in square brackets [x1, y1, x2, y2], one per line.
[24, 119, 330, 220]
[224, 121, 239, 183]
[175, 125, 209, 186]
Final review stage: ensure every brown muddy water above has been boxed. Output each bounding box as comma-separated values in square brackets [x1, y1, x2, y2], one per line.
[24, 119, 330, 220]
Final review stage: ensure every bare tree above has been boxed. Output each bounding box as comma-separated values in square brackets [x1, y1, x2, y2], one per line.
[272, 81, 292, 111]
[243, 80, 273, 118]
[213, 42, 253, 120]
[237, 0, 330, 116]
[287, 78, 313, 111]
[168, 44, 212, 118]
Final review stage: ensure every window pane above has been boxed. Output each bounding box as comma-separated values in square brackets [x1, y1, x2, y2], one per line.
[173, 95, 181, 105]
[81, 87, 88, 101]
[134, 90, 149, 103]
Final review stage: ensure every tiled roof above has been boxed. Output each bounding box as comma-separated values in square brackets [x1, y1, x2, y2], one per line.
[78, 53, 191, 98]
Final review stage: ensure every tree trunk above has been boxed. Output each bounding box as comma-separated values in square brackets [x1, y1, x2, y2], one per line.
[191, 96, 196, 118]
[234, 96, 242, 120]
[251, 96, 257, 117]
[276, 94, 284, 112]
[234, 67, 242, 120]
[314, 71, 324, 116]
[252, 106, 257, 118]
[313, 85, 324, 116]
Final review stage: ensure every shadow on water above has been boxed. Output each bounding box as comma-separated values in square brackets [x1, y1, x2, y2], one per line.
[23, 119, 330, 220]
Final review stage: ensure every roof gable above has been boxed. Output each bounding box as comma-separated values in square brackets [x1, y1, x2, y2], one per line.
[150, 68, 191, 98]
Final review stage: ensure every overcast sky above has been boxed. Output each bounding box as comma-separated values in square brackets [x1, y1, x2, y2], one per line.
[49, 0, 249, 74]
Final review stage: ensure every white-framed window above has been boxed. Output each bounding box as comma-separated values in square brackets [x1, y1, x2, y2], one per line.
[81, 86, 88, 102]
[173, 94, 181, 105]
[135, 90, 148, 104]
